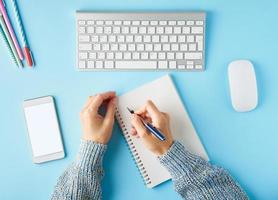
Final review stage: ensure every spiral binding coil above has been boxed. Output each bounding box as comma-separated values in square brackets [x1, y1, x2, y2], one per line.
[115, 107, 152, 186]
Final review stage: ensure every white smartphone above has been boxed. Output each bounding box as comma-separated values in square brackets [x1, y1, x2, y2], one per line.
[23, 96, 65, 163]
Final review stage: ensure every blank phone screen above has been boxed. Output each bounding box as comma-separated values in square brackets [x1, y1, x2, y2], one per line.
[24, 102, 63, 157]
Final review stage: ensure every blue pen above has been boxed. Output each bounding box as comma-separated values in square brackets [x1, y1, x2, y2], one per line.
[127, 107, 166, 141]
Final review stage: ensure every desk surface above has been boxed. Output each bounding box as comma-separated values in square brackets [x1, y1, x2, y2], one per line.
[1, 0, 278, 199]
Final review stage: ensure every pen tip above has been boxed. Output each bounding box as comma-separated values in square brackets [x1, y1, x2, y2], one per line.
[127, 107, 134, 114]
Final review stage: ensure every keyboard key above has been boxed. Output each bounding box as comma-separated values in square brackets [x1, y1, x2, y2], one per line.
[105, 20, 113, 25]
[79, 52, 88, 59]
[113, 27, 121, 34]
[141, 52, 149, 59]
[137, 44, 144, 51]
[126, 35, 134, 43]
[115, 61, 157, 69]
[169, 35, 177, 43]
[92, 44, 101, 51]
[143, 35, 151, 43]
[184, 52, 202, 59]
[123, 20, 131, 25]
[147, 27, 155, 34]
[178, 35, 186, 43]
[132, 52, 140, 59]
[122, 26, 129, 34]
[131, 27, 139, 34]
[99, 35, 108, 42]
[79, 35, 90, 42]
[178, 64, 186, 69]
[145, 44, 153, 51]
[107, 52, 114, 59]
[152, 35, 159, 43]
[159, 21, 167, 25]
[150, 52, 157, 60]
[91, 35, 99, 42]
[114, 21, 122, 25]
[119, 44, 127, 51]
[79, 61, 86, 68]
[134, 35, 142, 43]
[195, 65, 203, 69]
[168, 21, 176, 25]
[189, 43, 197, 51]
[161, 35, 168, 43]
[96, 20, 104, 25]
[142, 21, 149, 26]
[196, 21, 204, 25]
[156, 27, 164, 34]
[79, 26, 86, 34]
[102, 44, 110, 51]
[162, 44, 170, 51]
[97, 52, 105, 59]
[132, 21, 140, 25]
[150, 21, 158, 25]
[139, 27, 146, 34]
[176, 52, 183, 60]
[167, 52, 175, 59]
[95, 61, 103, 68]
[171, 44, 179, 51]
[89, 52, 97, 59]
[173, 27, 181, 34]
[165, 27, 173, 34]
[111, 44, 118, 51]
[115, 52, 123, 59]
[88, 61, 95, 68]
[169, 61, 177, 68]
[104, 61, 114, 68]
[78, 20, 86, 25]
[87, 20, 94, 25]
[187, 21, 194, 25]
[187, 35, 194, 43]
[128, 44, 136, 51]
[180, 44, 188, 51]
[154, 44, 162, 51]
[158, 61, 168, 69]
[96, 27, 103, 34]
[182, 27, 190, 34]
[177, 21, 185, 25]
[108, 35, 116, 42]
[191, 27, 203, 34]
[158, 52, 166, 59]
[123, 52, 132, 59]
[79, 44, 91, 51]
[104, 27, 112, 34]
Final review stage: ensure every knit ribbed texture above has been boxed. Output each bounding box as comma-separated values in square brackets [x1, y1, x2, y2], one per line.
[51, 140, 248, 200]
[158, 141, 249, 200]
[51, 140, 107, 200]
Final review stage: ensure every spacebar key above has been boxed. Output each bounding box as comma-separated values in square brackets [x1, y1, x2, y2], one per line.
[115, 61, 157, 69]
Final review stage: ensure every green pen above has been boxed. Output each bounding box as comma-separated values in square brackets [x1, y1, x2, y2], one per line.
[0, 11, 22, 68]
[0, 25, 17, 66]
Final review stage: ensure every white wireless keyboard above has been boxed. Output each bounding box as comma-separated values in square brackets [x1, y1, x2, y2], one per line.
[76, 12, 206, 71]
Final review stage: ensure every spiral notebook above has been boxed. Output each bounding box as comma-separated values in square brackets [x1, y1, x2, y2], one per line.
[116, 75, 209, 188]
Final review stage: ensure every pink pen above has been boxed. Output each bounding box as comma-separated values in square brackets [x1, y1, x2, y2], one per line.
[0, 0, 23, 60]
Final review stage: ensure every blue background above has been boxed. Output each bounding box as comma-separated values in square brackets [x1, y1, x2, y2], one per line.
[0, 0, 278, 199]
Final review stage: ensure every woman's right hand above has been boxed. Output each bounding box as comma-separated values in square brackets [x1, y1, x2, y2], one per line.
[130, 100, 174, 156]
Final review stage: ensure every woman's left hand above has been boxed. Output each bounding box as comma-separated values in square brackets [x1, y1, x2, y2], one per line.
[80, 91, 117, 144]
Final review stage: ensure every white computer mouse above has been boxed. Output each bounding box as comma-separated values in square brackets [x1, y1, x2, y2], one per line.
[228, 60, 258, 112]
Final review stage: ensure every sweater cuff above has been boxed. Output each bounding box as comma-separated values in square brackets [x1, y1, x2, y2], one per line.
[158, 141, 207, 179]
[76, 140, 107, 169]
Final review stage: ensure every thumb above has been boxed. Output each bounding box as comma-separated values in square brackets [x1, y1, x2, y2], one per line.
[104, 97, 116, 124]
[131, 115, 148, 138]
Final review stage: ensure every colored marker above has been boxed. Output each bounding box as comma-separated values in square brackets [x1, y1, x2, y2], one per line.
[0, 0, 23, 60]
[0, 11, 22, 68]
[0, 25, 17, 66]
[11, 0, 34, 67]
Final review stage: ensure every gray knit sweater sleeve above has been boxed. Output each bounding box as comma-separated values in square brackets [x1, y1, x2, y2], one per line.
[51, 140, 106, 200]
[158, 141, 248, 200]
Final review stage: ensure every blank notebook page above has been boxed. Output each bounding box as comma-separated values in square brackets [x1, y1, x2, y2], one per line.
[116, 75, 209, 188]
